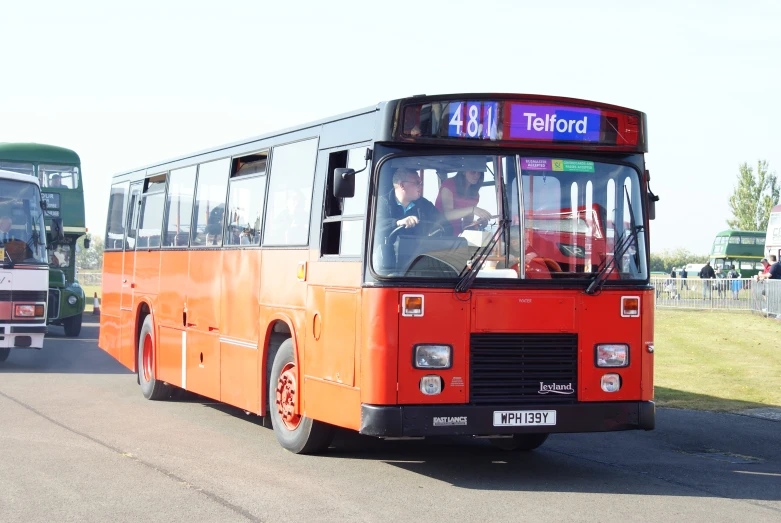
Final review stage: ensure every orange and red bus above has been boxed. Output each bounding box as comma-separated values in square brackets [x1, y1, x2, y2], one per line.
[100, 94, 656, 454]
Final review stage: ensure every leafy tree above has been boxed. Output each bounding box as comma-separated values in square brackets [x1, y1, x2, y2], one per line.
[650, 248, 708, 273]
[727, 160, 779, 231]
[76, 234, 104, 270]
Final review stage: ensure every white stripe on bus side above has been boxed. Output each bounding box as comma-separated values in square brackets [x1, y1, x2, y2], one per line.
[181, 330, 187, 390]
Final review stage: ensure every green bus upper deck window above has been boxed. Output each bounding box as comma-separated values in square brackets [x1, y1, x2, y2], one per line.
[39, 164, 80, 189]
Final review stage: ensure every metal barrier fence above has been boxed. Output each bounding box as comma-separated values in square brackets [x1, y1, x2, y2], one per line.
[653, 277, 781, 316]
[76, 271, 102, 287]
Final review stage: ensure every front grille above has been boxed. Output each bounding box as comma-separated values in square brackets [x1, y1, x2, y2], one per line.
[0, 290, 47, 301]
[48, 289, 60, 320]
[470, 333, 578, 405]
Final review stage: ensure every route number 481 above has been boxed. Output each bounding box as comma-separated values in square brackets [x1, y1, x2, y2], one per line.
[448, 101, 497, 139]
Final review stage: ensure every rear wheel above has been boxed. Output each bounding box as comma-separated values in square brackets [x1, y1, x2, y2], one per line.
[269, 339, 334, 454]
[137, 315, 169, 400]
[490, 433, 549, 451]
[0, 347, 10, 362]
[63, 313, 83, 337]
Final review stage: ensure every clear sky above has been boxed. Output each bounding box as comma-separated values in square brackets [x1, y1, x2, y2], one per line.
[2, 0, 779, 255]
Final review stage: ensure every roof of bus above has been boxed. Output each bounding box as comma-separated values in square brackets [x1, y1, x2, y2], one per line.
[0, 168, 42, 186]
[109, 93, 646, 178]
[0, 142, 81, 165]
[715, 229, 766, 237]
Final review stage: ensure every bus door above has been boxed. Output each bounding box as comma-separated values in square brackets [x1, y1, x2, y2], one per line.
[119, 182, 142, 369]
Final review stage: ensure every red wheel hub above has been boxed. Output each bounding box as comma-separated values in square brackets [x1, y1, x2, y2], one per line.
[276, 363, 301, 430]
[142, 334, 153, 382]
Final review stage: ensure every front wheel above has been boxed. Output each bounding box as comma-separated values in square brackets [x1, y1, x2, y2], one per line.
[269, 339, 334, 454]
[63, 313, 83, 337]
[0, 347, 10, 362]
[137, 315, 169, 400]
[490, 433, 549, 451]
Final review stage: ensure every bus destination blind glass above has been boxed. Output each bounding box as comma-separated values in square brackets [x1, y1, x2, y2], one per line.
[402, 100, 640, 147]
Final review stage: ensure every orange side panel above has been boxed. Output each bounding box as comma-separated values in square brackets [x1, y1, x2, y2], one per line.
[304, 377, 361, 431]
[397, 291, 469, 404]
[100, 252, 123, 320]
[220, 250, 260, 344]
[158, 251, 190, 329]
[186, 250, 223, 401]
[579, 292, 643, 402]
[99, 317, 121, 363]
[304, 287, 358, 386]
[360, 288, 399, 405]
[99, 252, 123, 360]
[119, 250, 138, 371]
[134, 250, 161, 297]
[258, 250, 308, 311]
[186, 330, 220, 400]
[118, 307, 137, 371]
[158, 326, 184, 387]
[641, 290, 655, 401]
[220, 342, 259, 413]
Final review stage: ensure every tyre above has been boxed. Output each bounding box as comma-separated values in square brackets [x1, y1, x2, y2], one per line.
[269, 339, 334, 454]
[137, 315, 169, 400]
[490, 433, 549, 451]
[0, 347, 10, 362]
[63, 313, 83, 337]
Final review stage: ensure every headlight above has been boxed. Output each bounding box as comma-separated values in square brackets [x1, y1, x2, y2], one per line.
[413, 345, 452, 369]
[601, 373, 621, 392]
[68, 296, 78, 305]
[595, 344, 629, 367]
[419, 375, 443, 395]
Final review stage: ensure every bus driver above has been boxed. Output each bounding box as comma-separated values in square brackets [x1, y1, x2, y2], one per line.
[376, 167, 450, 239]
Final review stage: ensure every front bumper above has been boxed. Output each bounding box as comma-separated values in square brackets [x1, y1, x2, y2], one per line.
[0, 325, 47, 349]
[360, 401, 655, 437]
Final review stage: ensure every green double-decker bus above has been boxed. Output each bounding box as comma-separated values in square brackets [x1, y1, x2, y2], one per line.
[0, 143, 87, 336]
[708, 229, 766, 278]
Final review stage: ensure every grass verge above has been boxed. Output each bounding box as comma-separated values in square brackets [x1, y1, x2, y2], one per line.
[655, 309, 781, 411]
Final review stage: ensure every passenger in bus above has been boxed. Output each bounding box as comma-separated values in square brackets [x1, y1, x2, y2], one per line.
[0, 215, 13, 243]
[434, 170, 492, 235]
[376, 168, 450, 240]
[50, 174, 63, 188]
[264, 189, 308, 245]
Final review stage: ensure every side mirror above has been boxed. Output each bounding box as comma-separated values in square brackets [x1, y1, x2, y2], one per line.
[333, 168, 356, 198]
[647, 191, 659, 221]
[49, 217, 65, 244]
[83, 237, 91, 249]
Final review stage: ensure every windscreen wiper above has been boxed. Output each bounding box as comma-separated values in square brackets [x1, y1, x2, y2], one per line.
[585, 187, 644, 295]
[455, 218, 508, 293]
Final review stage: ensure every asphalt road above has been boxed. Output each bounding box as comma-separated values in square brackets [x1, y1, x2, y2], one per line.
[1, 321, 780, 522]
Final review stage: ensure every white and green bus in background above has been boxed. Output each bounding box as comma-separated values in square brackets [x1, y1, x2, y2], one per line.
[0, 169, 55, 361]
[0, 143, 87, 336]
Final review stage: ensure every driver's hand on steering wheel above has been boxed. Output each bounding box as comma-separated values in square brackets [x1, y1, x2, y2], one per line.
[396, 216, 419, 228]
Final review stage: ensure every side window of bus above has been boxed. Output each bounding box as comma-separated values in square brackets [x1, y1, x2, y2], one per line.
[105, 182, 129, 251]
[137, 175, 166, 249]
[125, 183, 142, 250]
[164, 166, 196, 247]
[225, 153, 267, 246]
[263, 139, 318, 246]
[321, 147, 370, 256]
[191, 158, 230, 247]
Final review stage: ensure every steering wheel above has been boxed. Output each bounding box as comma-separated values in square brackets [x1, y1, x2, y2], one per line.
[386, 221, 445, 245]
